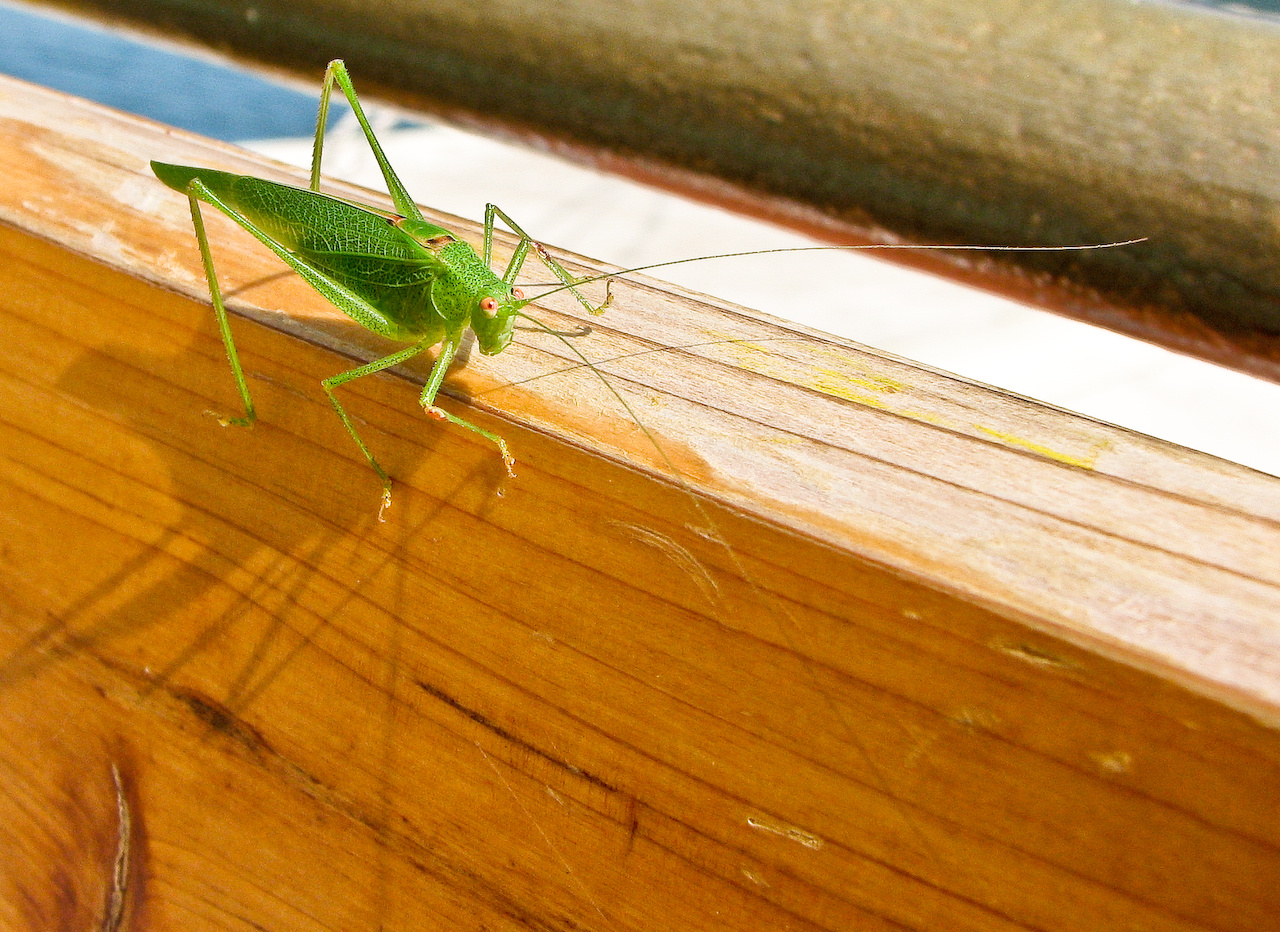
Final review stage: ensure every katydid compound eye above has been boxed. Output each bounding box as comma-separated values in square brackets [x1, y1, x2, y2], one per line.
[479, 296, 498, 316]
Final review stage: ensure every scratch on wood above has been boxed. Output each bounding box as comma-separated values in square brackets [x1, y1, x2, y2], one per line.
[990, 638, 1080, 671]
[104, 762, 130, 932]
[951, 707, 1001, 732]
[740, 866, 769, 886]
[607, 520, 720, 604]
[1089, 750, 1133, 774]
[477, 745, 614, 932]
[746, 815, 824, 850]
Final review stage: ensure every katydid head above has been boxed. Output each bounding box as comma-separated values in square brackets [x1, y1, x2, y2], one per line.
[470, 286, 527, 355]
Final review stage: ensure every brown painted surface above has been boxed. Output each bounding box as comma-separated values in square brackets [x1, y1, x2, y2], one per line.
[2, 74, 1280, 932]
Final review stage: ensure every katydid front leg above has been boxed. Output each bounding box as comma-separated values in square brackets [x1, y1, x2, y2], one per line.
[484, 203, 614, 317]
[416, 337, 516, 477]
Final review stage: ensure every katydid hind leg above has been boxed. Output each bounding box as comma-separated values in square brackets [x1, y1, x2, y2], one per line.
[187, 191, 256, 428]
[419, 339, 516, 478]
[309, 59, 423, 222]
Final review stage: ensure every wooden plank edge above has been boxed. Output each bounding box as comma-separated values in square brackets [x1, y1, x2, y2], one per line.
[2, 71, 1279, 729]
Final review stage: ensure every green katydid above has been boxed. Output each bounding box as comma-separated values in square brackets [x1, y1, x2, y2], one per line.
[153, 59, 614, 515]
[154, 59, 1142, 517]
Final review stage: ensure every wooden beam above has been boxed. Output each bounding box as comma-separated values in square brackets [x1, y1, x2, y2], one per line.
[2, 73, 1279, 932]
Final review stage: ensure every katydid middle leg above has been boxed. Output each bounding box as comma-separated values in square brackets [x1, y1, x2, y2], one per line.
[320, 338, 433, 511]
[323, 336, 517, 495]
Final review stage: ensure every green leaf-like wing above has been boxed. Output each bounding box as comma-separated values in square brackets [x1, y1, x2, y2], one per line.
[152, 163, 447, 290]
[153, 162, 453, 336]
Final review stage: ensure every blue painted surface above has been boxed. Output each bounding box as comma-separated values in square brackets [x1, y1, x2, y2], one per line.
[0, 1, 333, 141]
[1, 0, 1276, 143]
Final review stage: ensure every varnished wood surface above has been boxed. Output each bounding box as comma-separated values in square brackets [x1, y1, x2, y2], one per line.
[2, 73, 1279, 932]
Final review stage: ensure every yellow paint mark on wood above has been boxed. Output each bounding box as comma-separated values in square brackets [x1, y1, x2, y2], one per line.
[975, 426, 1109, 469]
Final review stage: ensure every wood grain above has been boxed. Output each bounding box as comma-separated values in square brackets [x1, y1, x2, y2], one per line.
[1, 72, 1279, 932]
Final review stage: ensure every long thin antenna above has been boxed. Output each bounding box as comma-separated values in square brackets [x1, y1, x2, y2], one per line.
[512, 238, 1148, 309]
